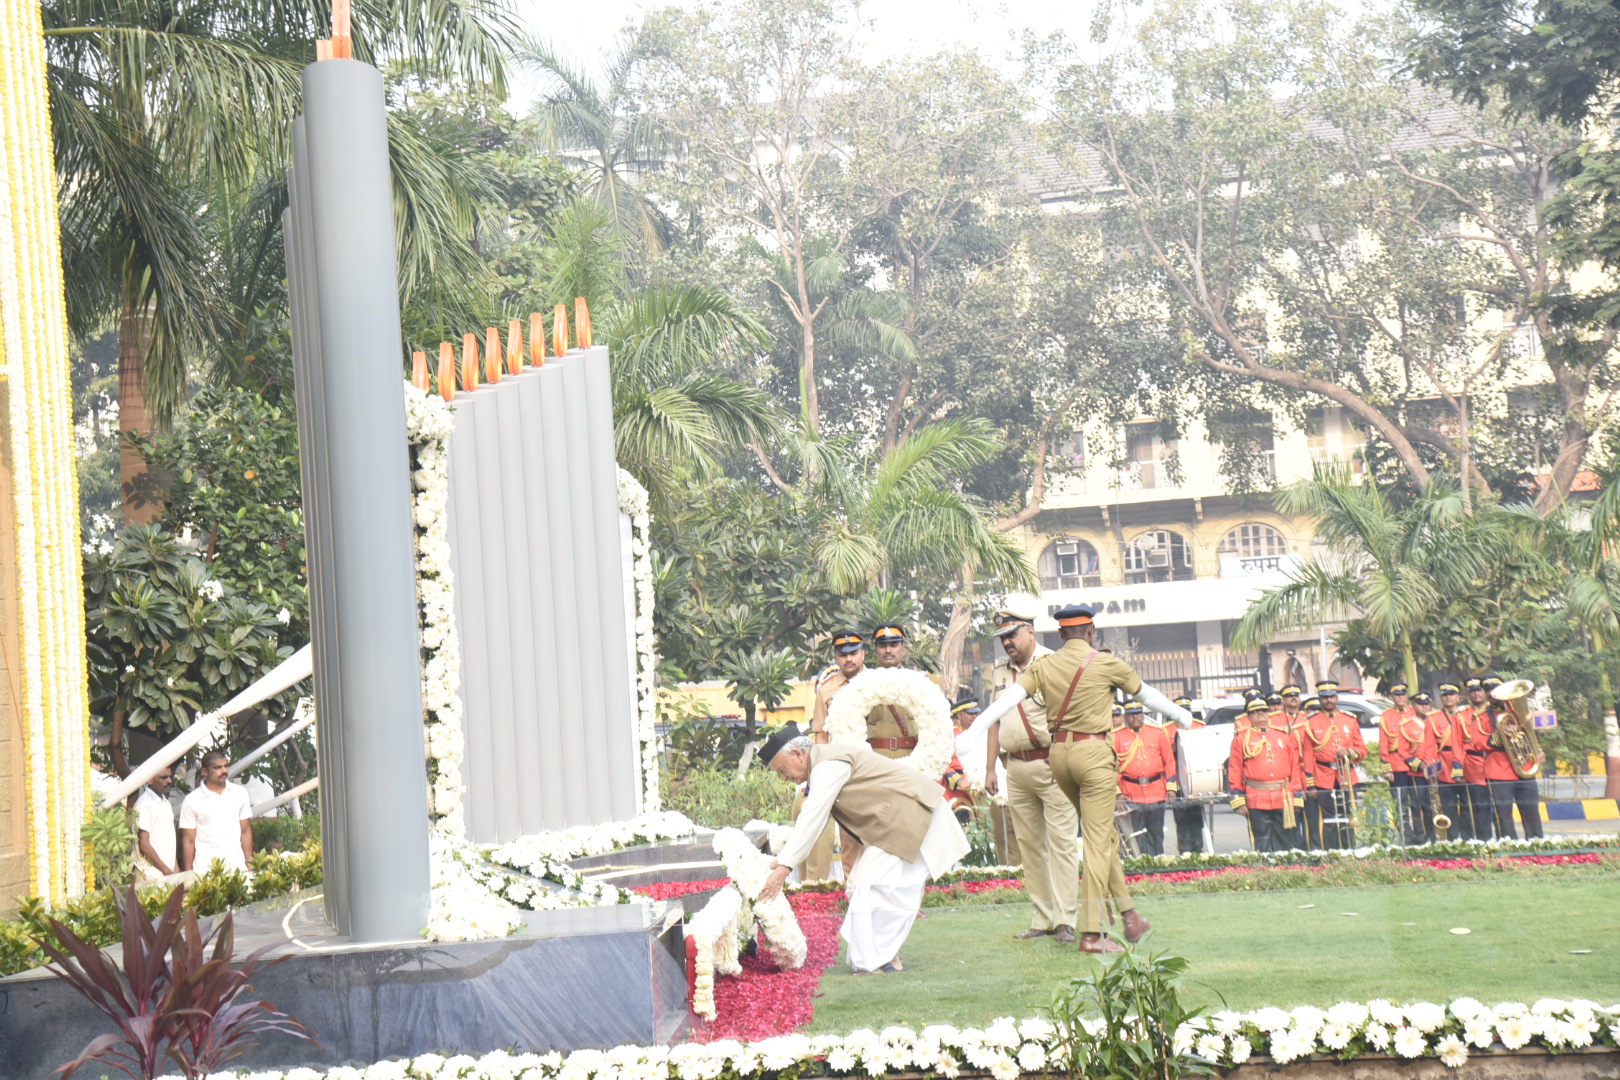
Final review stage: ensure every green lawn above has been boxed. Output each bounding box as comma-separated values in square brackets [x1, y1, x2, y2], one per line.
[808, 875, 1620, 1033]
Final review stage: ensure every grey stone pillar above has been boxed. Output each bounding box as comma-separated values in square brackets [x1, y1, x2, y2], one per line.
[287, 58, 431, 941]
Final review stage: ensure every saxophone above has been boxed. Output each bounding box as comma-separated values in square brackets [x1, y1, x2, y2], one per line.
[1490, 679, 1544, 780]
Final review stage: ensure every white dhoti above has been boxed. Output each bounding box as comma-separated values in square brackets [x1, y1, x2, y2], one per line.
[778, 761, 970, 973]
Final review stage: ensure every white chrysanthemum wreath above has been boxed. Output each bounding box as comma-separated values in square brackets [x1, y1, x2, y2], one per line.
[713, 828, 807, 969]
[824, 667, 954, 779]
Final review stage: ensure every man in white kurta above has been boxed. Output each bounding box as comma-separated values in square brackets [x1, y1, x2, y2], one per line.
[760, 729, 968, 973]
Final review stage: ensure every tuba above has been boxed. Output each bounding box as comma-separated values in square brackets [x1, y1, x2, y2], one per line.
[1490, 679, 1544, 779]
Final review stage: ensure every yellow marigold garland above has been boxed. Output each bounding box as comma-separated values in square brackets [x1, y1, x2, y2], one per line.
[0, 0, 92, 904]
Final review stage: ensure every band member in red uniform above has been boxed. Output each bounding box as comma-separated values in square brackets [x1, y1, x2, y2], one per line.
[1229, 698, 1305, 852]
[1112, 703, 1177, 855]
[1458, 677, 1497, 840]
[1379, 683, 1423, 843]
[1403, 691, 1440, 843]
[1480, 675, 1546, 840]
[1430, 683, 1470, 839]
[1297, 681, 1366, 850]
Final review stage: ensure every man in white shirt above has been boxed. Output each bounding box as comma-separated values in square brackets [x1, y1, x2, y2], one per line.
[134, 765, 178, 879]
[179, 750, 254, 872]
[759, 724, 969, 974]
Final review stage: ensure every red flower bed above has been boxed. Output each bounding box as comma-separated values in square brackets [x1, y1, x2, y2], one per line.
[1401, 852, 1603, 871]
[632, 878, 731, 901]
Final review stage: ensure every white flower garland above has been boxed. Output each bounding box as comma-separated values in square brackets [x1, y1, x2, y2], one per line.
[404, 382, 466, 838]
[151, 998, 1620, 1079]
[617, 468, 659, 811]
[713, 828, 807, 969]
[824, 668, 955, 780]
[686, 888, 747, 1021]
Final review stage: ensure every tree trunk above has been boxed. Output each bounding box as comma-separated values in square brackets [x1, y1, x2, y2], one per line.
[938, 571, 976, 701]
[118, 307, 161, 524]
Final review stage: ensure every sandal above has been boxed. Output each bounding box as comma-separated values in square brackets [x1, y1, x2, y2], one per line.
[880, 959, 906, 973]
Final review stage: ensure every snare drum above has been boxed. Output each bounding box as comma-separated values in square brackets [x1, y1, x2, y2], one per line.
[1177, 726, 1236, 797]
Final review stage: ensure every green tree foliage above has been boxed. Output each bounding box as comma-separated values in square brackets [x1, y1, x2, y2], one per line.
[84, 526, 293, 765]
[130, 388, 307, 639]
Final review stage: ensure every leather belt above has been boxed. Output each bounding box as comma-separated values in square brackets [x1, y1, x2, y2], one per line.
[1008, 748, 1050, 762]
[1052, 730, 1108, 742]
[869, 737, 919, 750]
[1466, 749, 1488, 757]
[1314, 758, 1340, 767]
[1122, 772, 1165, 785]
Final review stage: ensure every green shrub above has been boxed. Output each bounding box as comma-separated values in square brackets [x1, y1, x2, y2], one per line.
[661, 763, 793, 827]
[84, 799, 137, 887]
[251, 814, 319, 852]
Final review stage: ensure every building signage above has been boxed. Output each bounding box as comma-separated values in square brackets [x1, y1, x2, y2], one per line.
[1219, 553, 1303, 579]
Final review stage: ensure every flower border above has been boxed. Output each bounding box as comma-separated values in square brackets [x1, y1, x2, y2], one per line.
[823, 668, 954, 780]
[404, 382, 465, 838]
[617, 468, 659, 812]
[168, 997, 1620, 1080]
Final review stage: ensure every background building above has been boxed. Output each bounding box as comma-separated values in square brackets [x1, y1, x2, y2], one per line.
[995, 408, 1368, 700]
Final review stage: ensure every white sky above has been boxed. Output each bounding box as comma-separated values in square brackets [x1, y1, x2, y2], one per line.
[503, 0, 1112, 109]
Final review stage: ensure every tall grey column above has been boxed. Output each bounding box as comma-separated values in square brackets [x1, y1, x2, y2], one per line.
[290, 58, 431, 941]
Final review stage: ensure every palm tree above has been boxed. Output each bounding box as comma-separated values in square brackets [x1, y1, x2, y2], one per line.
[1232, 466, 1501, 688]
[45, 0, 515, 519]
[721, 647, 796, 737]
[516, 36, 676, 253]
[810, 418, 1035, 596]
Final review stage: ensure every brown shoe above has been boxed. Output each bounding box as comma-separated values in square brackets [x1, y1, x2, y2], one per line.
[1121, 908, 1151, 943]
[1079, 933, 1125, 954]
[1054, 925, 1077, 943]
[1014, 928, 1054, 939]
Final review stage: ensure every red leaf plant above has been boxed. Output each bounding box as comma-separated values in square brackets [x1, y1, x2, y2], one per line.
[35, 883, 315, 1079]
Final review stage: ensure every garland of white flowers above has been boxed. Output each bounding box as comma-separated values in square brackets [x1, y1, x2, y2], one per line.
[404, 382, 465, 838]
[617, 468, 659, 811]
[686, 887, 747, 1021]
[713, 828, 807, 969]
[159, 998, 1620, 1080]
[824, 668, 955, 780]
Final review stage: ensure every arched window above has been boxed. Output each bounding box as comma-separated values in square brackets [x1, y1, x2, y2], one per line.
[1218, 522, 1288, 560]
[1038, 537, 1102, 589]
[1123, 530, 1195, 584]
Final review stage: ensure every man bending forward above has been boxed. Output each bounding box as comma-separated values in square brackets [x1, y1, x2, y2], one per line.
[760, 724, 969, 973]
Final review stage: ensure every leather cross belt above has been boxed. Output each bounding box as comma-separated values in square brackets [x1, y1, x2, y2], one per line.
[1008, 748, 1050, 762]
[1052, 730, 1108, 742]
[869, 737, 919, 750]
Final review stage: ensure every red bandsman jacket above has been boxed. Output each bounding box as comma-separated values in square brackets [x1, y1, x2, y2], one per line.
[1429, 709, 1464, 782]
[1297, 708, 1367, 789]
[1456, 705, 1495, 784]
[1477, 710, 1522, 781]
[1378, 706, 1420, 774]
[1113, 723, 1177, 803]
[1228, 724, 1305, 810]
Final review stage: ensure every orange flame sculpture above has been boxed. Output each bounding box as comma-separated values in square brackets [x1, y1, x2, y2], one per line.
[530, 312, 545, 367]
[411, 350, 429, 390]
[485, 327, 502, 384]
[461, 332, 479, 393]
[575, 298, 593, 349]
[553, 303, 568, 357]
[330, 0, 352, 58]
[506, 319, 523, 376]
[438, 342, 456, 401]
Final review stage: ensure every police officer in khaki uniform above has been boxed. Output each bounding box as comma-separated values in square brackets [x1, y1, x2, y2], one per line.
[976, 604, 1193, 953]
[963, 609, 1077, 941]
[865, 623, 918, 759]
[794, 629, 866, 880]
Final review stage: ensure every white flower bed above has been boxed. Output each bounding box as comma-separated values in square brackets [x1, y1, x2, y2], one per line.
[160, 998, 1620, 1079]
[823, 668, 955, 780]
[712, 828, 807, 969]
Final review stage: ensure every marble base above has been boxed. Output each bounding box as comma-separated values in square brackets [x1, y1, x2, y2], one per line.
[0, 897, 689, 1079]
